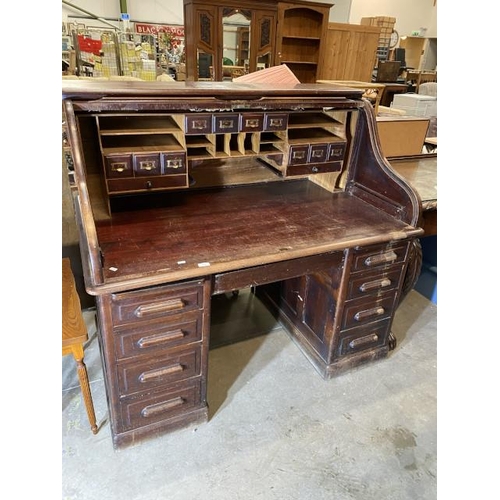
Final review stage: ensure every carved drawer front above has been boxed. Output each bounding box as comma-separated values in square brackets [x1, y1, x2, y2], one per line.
[185, 114, 213, 134]
[105, 154, 133, 178]
[338, 319, 391, 356]
[162, 152, 186, 174]
[133, 153, 162, 176]
[111, 280, 205, 327]
[240, 113, 264, 132]
[352, 242, 408, 272]
[327, 142, 347, 162]
[340, 292, 397, 330]
[346, 266, 403, 300]
[214, 113, 239, 134]
[114, 313, 202, 360]
[264, 113, 288, 131]
[117, 346, 201, 395]
[119, 379, 202, 431]
[107, 174, 188, 193]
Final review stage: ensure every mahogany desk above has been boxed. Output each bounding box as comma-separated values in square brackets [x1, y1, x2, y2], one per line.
[63, 81, 423, 448]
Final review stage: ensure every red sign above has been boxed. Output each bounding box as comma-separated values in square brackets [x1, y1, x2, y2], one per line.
[135, 23, 184, 37]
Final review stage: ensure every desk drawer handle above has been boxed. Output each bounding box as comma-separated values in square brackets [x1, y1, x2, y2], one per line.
[354, 306, 385, 322]
[111, 162, 127, 173]
[134, 298, 186, 318]
[191, 119, 208, 130]
[137, 329, 186, 348]
[165, 159, 182, 169]
[245, 118, 260, 128]
[311, 150, 325, 159]
[349, 334, 379, 350]
[359, 278, 392, 293]
[139, 363, 184, 383]
[269, 118, 283, 127]
[219, 119, 235, 129]
[141, 397, 185, 418]
[139, 160, 156, 171]
[364, 251, 397, 267]
[292, 150, 306, 160]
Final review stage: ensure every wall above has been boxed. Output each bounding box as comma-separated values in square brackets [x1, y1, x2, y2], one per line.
[62, 0, 436, 37]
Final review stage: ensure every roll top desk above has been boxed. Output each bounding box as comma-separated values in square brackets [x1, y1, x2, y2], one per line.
[62, 81, 423, 448]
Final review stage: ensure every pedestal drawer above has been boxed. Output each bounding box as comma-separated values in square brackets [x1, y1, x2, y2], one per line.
[117, 346, 201, 395]
[340, 292, 397, 330]
[339, 319, 391, 356]
[352, 242, 408, 272]
[119, 379, 202, 431]
[111, 280, 205, 326]
[346, 266, 404, 300]
[114, 312, 202, 360]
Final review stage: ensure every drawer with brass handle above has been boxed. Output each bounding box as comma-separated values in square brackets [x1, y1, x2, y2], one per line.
[105, 154, 133, 178]
[133, 154, 162, 176]
[346, 267, 404, 299]
[338, 319, 391, 356]
[352, 242, 408, 272]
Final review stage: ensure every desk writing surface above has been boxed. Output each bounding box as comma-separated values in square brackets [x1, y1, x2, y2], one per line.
[95, 180, 414, 288]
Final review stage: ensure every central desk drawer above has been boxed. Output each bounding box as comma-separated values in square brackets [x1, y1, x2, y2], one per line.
[107, 174, 187, 193]
[111, 280, 205, 326]
[117, 346, 201, 395]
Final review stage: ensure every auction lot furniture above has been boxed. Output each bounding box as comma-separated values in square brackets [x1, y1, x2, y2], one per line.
[62, 81, 423, 448]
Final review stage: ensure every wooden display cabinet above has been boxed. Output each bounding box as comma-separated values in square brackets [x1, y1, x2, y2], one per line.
[63, 80, 423, 448]
[275, 1, 332, 83]
[183, 0, 331, 83]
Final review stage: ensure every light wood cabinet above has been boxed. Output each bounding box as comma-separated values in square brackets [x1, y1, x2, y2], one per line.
[317, 22, 381, 82]
[184, 0, 331, 83]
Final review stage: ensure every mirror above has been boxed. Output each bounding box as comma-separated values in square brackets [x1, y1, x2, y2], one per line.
[222, 9, 251, 80]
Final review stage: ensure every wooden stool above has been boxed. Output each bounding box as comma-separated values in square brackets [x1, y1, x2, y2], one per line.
[62, 258, 98, 434]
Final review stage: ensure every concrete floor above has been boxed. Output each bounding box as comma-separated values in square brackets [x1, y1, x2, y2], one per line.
[62, 289, 437, 500]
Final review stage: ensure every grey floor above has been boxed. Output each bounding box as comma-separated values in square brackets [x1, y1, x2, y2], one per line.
[62, 289, 437, 500]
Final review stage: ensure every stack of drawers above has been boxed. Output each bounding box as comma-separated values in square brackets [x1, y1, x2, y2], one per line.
[103, 279, 210, 446]
[338, 241, 409, 357]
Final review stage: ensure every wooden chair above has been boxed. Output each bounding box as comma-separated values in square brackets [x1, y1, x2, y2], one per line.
[62, 258, 98, 434]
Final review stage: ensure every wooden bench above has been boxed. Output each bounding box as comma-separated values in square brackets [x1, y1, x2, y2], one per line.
[62, 258, 98, 434]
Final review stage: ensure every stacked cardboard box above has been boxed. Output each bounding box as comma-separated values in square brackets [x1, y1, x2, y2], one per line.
[361, 16, 396, 61]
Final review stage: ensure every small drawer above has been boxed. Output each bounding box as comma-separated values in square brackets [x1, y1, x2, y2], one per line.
[105, 155, 133, 178]
[111, 280, 205, 326]
[185, 114, 213, 135]
[119, 379, 202, 431]
[214, 113, 239, 134]
[309, 144, 328, 163]
[327, 142, 347, 161]
[162, 152, 186, 173]
[286, 161, 342, 176]
[117, 346, 201, 395]
[107, 174, 187, 193]
[240, 113, 264, 132]
[288, 145, 310, 165]
[346, 267, 404, 300]
[339, 319, 391, 356]
[264, 113, 288, 131]
[133, 154, 162, 176]
[114, 313, 203, 360]
[340, 292, 397, 330]
[352, 242, 408, 272]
